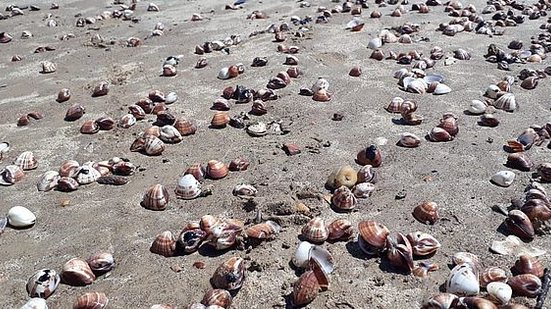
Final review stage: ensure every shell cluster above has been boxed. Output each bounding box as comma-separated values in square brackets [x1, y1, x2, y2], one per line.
[326, 163, 380, 211]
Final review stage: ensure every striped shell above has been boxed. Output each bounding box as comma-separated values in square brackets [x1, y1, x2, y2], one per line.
[479, 266, 508, 288]
[0, 165, 24, 186]
[150, 230, 176, 257]
[175, 174, 201, 199]
[206, 160, 228, 179]
[211, 256, 245, 290]
[75, 164, 101, 185]
[358, 220, 390, 249]
[245, 220, 281, 239]
[86, 252, 115, 273]
[327, 219, 353, 241]
[331, 186, 357, 211]
[14, 151, 38, 170]
[141, 184, 170, 211]
[37, 171, 60, 192]
[301, 217, 329, 243]
[493, 93, 517, 112]
[61, 258, 96, 286]
[173, 118, 197, 136]
[59, 160, 80, 177]
[201, 289, 232, 308]
[73, 292, 109, 309]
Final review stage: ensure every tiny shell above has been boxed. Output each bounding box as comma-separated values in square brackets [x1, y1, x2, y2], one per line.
[7, 206, 36, 228]
[26, 269, 60, 299]
[513, 255, 544, 277]
[65, 104, 86, 121]
[87, 252, 115, 273]
[356, 144, 382, 167]
[491, 170, 515, 187]
[56, 88, 71, 103]
[232, 183, 257, 196]
[91, 82, 109, 97]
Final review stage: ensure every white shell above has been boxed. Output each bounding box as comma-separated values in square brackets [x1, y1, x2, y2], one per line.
[406, 78, 427, 94]
[218, 67, 230, 80]
[468, 100, 487, 114]
[159, 125, 183, 143]
[165, 92, 178, 104]
[232, 184, 257, 196]
[485, 85, 500, 99]
[491, 170, 515, 187]
[76, 163, 101, 185]
[311, 78, 330, 92]
[292, 241, 314, 268]
[36, 171, 60, 192]
[211, 40, 226, 50]
[345, 18, 363, 29]
[423, 74, 444, 84]
[487, 282, 512, 305]
[7, 206, 36, 227]
[367, 37, 382, 49]
[175, 174, 201, 199]
[0, 142, 9, 154]
[20, 298, 48, 309]
[490, 235, 546, 257]
[246, 122, 268, 137]
[309, 245, 335, 274]
[433, 83, 451, 95]
[446, 264, 480, 296]
[353, 182, 376, 198]
[494, 93, 517, 112]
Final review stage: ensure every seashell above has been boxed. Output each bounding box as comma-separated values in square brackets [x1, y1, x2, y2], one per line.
[331, 186, 357, 211]
[0, 142, 10, 157]
[311, 78, 330, 92]
[0, 32, 13, 43]
[250, 100, 267, 116]
[229, 158, 250, 171]
[14, 151, 38, 170]
[0, 165, 24, 186]
[26, 269, 60, 299]
[86, 252, 115, 274]
[56, 88, 71, 103]
[175, 174, 201, 199]
[455, 297, 498, 309]
[432, 83, 452, 95]
[386, 233, 414, 272]
[398, 34, 412, 43]
[412, 201, 439, 224]
[513, 255, 544, 277]
[326, 166, 357, 189]
[147, 3, 160, 11]
[405, 78, 427, 94]
[232, 184, 257, 196]
[446, 263, 480, 296]
[437, 114, 458, 136]
[75, 164, 101, 185]
[217, 67, 231, 80]
[454, 49, 471, 60]
[479, 114, 499, 127]
[520, 76, 538, 90]
[149, 90, 166, 102]
[211, 256, 245, 290]
[64, 104, 85, 121]
[37, 171, 60, 192]
[207, 220, 244, 250]
[505, 210, 534, 242]
[349, 66, 362, 77]
[21, 298, 48, 309]
[422, 293, 458, 309]
[128, 105, 146, 120]
[352, 182, 375, 198]
[490, 235, 546, 257]
[80, 120, 99, 134]
[252, 57, 268, 67]
[292, 270, 320, 307]
[206, 160, 228, 179]
[141, 184, 170, 210]
[211, 112, 230, 128]
[327, 219, 353, 241]
[7, 206, 36, 228]
[59, 160, 80, 178]
[200, 215, 221, 235]
[286, 67, 302, 78]
[468, 99, 487, 114]
[428, 127, 453, 142]
[162, 64, 177, 77]
[61, 258, 95, 286]
[358, 220, 389, 250]
[245, 220, 281, 240]
[493, 93, 517, 112]
[95, 117, 116, 130]
[174, 118, 197, 136]
[141, 135, 164, 156]
[292, 241, 315, 268]
[507, 274, 542, 297]
[356, 165, 378, 184]
[312, 89, 331, 102]
[195, 58, 208, 69]
[398, 132, 421, 148]
[356, 144, 382, 167]
[301, 218, 328, 243]
[159, 125, 182, 143]
[491, 170, 515, 187]
[212, 98, 230, 111]
[73, 292, 108, 309]
[201, 289, 232, 308]
[91, 82, 109, 97]
[386, 97, 404, 113]
[119, 114, 136, 128]
[176, 223, 207, 254]
[487, 282, 512, 305]
[479, 267, 507, 288]
[150, 230, 176, 257]
[150, 305, 174, 309]
[41, 61, 56, 74]
[57, 177, 79, 192]
[367, 37, 383, 50]
[156, 110, 176, 126]
[246, 121, 267, 137]
[406, 231, 441, 256]
[370, 49, 385, 61]
[184, 163, 206, 182]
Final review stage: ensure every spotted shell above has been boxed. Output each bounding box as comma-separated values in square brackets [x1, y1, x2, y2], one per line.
[26, 269, 60, 299]
[14, 151, 38, 170]
[175, 174, 201, 199]
[301, 217, 329, 243]
[141, 184, 170, 211]
[211, 256, 245, 290]
[61, 258, 96, 286]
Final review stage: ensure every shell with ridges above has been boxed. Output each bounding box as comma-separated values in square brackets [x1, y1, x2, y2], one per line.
[245, 220, 281, 239]
[211, 256, 245, 290]
[141, 184, 170, 210]
[14, 151, 38, 170]
[301, 218, 329, 243]
[73, 292, 109, 309]
[61, 258, 96, 286]
[150, 230, 176, 257]
[412, 201, 439, 224]
[331, 186, 357, 211]
[37, 171, 60, 192]
[358, 220, 389, 249]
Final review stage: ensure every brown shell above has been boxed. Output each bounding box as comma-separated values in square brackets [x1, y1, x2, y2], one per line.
[56, 88, 71, 103]
[479, 266, 507, 288]
[201, 289, 232, 308]
[412, 201, 439, 224]
[176, 224, 207, 254]
[406, 231, 441, 256]
[86, 252, 115, 273]
[128, 105, 146, 120]
[149, 90, 165, 102]
[292, 270, 320, 307]
[428, 127, 453, 142]
[141, 184, 170, 211]
[61, 258, 96, 286]
[349, 66, 362, 77]
[327, 219, 354, 241]
[199, 215, 220, 235]
[80, 120, 100, 134]
[143, 135, 165, 156]
[152, 103, 168, 115]
[59, 160, 80, 178]
[156, 110, 176, 126]
[17, 115, 30, 126]
[513, 255, 544, 278]
[136, 98, 154, 114]
[73, 292, 108, 309]
[229, 158, 250, 171]
[57, 177, 79, 192]
[505, 210, 535, 241]
[211, 112, 230, 128]
[206, 160, 228, 179]
[211, 256, 245, 290]
[14, 151, 38, 170]
[91, 82, 109, 97]
[357, 164, 378, 183]
[331, 186, 357, 211]
[312, 89, 331, 102]
[65, 104, 86, 121]
[95, 117, 116, 130]
[150, 231, 176, 257]
[356, 144, 382, 167]
[437, 114, 459, 136]
[358, 220, 390, 249]
[301, 218, 329, 243]
[506, 153, 534, 171]
[184, 163, 206, 182]
[0, 165, 25, 185]
[386, 233, 414, 272]
[507, 274, 542, 297]
[245, 220, 281, 240]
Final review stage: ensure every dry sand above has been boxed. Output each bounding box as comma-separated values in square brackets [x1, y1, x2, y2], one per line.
[1, 0, 551, 308]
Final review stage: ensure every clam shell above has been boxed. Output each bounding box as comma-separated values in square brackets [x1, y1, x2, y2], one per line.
[61, 258, 96, 286]
[367, 37, 382, 49]
[211, 111, 230, 128]
[398, 132, 421, 148]
[505, 210, 534, 241]
[150, 230, 176, 257]
[0, 165, 24, 185]
[26, 269, 60, 299]
[352, 182, 375, 198]
[487, 282, 512, 305]
[468, 99, 488, 114]
[159, 125, 182, 143]
[232, 183, 257, 196]
[245, 220, 281, 239]
[14, 151, 38, 170]
[386, 233, 414, 272]
[412, 201, 439, 224]
[80, 120, 99, 134]
[446, 264, 480, 296]
[356, 144, 382, 167]
[493, 93, 517, 112]
[406, 231, 441, 256]
[174, 118, 197, 136]
[7, 206, 36, 227]
[176, 224, 207, 254]
[211, 257, 245, 290]
[65, 104, 86, 121]
[143, 135, 165, 156]
[423, 293, 458, 309]
[513, 255, 544, 277]
[76, 164, 101, 185]
[56, 88, 71, 103]
[479, 266, 507, 288]
[331, 186, 357, 211]
[428, 127, 453, 142]
[246, 122, 267, 137]
[37, 171, 60, 192]
[292, 241, 315, 268]
[206, 160, 228, 179]
[57, 177, 79, 192]
[141, 184, 170, 211]
[59, 160, 80, 177]
[175, 174, 201, 199]
[506, 153, 534, 172]
[119, 114, 136, 128]
[491, 170, 515, 187]
[301, 218, 328, 243]
[358, 220, 389, 249]
[201, 289, 232, 308]
[91, 82, 109, 97]
[73, 292, 109, 309]
[327, 219, 353, 241]
[292, 270, 320, 307]
[87, 252, 115, 273]
[21, 298, 48, 309]
[507, 274, 542, 297]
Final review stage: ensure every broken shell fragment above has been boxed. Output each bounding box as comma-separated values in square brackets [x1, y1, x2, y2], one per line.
[490, 235, 546, 256]
[26, 269, 60, 299]
[491, 170, 515, 187]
